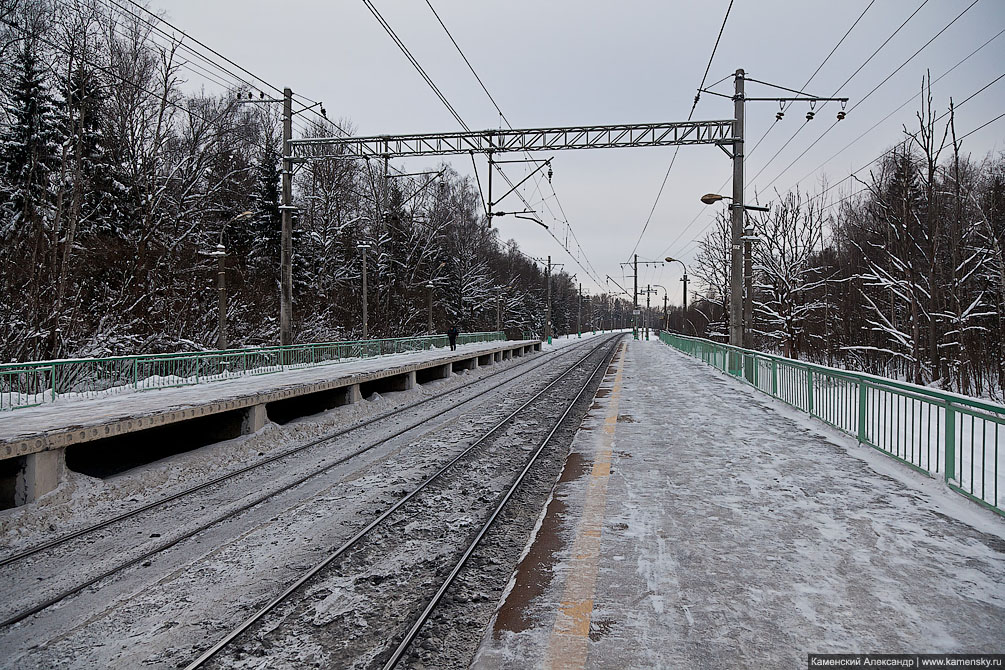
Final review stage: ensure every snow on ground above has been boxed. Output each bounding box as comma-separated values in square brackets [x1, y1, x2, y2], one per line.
[475, 339, 1005, 669]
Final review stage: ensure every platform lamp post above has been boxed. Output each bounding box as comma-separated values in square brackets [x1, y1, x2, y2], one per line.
[425, 261, 446, 335]
[357, 241, 372, 339]
[651, 284, 668, 334]
[426, 281, 435, 334]
[699, 193, 768, 347]
[209, 210, 254, 351]
[665, 257, 690, 334]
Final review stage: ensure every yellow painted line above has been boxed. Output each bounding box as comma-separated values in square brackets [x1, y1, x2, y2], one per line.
[544, 342, 626, 670]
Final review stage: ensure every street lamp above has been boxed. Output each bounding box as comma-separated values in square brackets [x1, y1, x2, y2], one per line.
[700, 193, 769, 348]
[426, 261, 446, 335]
[211, 211, 253, 351]
[426, 282, 435, 334]
[665, 257, 690, 334]
[651, 284, 668, 334]
[357, 241, 372, 338]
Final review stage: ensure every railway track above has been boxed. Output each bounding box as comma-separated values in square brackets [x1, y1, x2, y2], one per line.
[0, 335, 616, 634]
[185, 335, 621, 669]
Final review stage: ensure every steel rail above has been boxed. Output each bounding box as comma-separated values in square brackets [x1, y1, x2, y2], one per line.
[0, 338, 609, 629]
[383, 338, 620, 668]
[184, 334, 622, 669]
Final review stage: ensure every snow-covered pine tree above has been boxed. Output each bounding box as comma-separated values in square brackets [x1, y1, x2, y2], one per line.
[0, 36, 62, 359]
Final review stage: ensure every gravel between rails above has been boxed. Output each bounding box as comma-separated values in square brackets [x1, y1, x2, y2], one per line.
[190, 335, 622, 670]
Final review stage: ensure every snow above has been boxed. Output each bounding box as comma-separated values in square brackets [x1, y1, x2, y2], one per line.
[0, 339, 536, 448]
[702, 342, 1004, 511]
[474, 340, 1005, 668]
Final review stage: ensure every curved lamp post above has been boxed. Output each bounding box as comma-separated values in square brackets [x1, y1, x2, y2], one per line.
[211, 211, 254, 351]
[700, 194, 768, 347]
[651, 284, 668, 333]
[664, 256, 690, 334]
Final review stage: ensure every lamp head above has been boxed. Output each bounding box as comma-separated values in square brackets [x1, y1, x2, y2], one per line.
[700, 193, 725, 205]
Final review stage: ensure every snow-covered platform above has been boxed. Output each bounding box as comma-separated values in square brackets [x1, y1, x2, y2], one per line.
[0, 339, 540, 505]
[474, 338, 1005, 668]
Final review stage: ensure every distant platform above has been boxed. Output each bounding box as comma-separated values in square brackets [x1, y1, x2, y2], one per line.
[0, 339, 540, 506]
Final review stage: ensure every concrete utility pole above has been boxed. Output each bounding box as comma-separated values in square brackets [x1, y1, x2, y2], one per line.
[645, 284, 652, 340]
[215, 244, 227, 350]
[730, 69, 745, 350]
[681, 272, 689, 325]
[426, 281, 434, 334]
[744, 226, 754, 348]
[577, 283, 582, 338]
[545, 255, 552, 344]
[280, 87, 294, 347]
[633, 254, 639, 340]
[663, 292, 668, 332]
[358, 242, 371, 338]
[212, 211, 252, 352]
[496, 293, 501, 333]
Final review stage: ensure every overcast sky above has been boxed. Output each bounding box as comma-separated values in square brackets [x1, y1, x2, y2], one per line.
[150, 0, 1004, 302]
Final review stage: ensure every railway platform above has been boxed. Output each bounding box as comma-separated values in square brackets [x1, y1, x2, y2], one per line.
[0, 338, 540, 506]
[474, 339, 1005, 668]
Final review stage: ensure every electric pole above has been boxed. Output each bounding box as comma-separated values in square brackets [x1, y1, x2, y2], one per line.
[496, 293, 501, 333]
[215, 244, 227, 351]
[663, 292, 668, 332]
[730, 69, 745, 351]
[426, 282, 434, 334]
[280, 87, 294, 348]
[681, 272, 688, 329]
[577, 283, 582, 339]
[744, 227, 754, 348]
[634, 254, 639, 340]
[545, 255, 552, 344]
[646, 284, 652, 340]
[358, 241, 371, 338]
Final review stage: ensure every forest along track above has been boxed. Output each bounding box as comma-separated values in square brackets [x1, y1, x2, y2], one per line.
[187, 336, 622, 670]
[0, 336, 613, 632]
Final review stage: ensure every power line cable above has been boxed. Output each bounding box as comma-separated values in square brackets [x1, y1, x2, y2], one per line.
[412, 1, 604, 290]
[788, 27, 1004, 191]
[656, 1, 877, 264]
[66, 0, 316, 136]
[745, 0, 932, 187]
[624, 0, 734, 263]
[362, 0, 469, 131]
[661, 0, 977, 265]
[1, 15, 282, 156]
[118, 0, 335, 131]
[757, 0, 981, 193]
[421, 0, 604, 288]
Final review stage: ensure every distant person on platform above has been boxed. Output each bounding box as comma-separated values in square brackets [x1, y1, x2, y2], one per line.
[447, 325, 459, 351]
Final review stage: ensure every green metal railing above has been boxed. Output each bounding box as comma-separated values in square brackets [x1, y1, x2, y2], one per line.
[0, 331, 506, 412]
[659, 332, 1005, 516]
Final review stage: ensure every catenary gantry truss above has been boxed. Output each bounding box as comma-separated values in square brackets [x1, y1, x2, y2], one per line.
[289, 120, 735, 159]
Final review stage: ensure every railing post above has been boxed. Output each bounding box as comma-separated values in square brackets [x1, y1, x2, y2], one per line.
[944, 403, 956, 483]
[132, 358, 138, 390]
[51, 363, 57, 401]
[857, 381, 868, 444]
[807, 368, 814, 416]
[771, 359, 778, 396]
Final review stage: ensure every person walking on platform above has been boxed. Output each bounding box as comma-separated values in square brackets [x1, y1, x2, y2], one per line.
[447, 325, 459, 351]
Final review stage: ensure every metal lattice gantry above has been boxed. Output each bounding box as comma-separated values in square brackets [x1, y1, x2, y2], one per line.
[289, 120, 736, 159]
